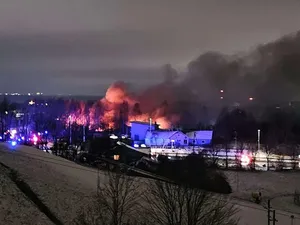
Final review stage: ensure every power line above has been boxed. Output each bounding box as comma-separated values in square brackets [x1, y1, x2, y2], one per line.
[0, 145, 299, 221]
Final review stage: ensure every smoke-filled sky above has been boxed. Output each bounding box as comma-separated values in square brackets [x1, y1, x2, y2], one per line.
[1, 0, 300, 95]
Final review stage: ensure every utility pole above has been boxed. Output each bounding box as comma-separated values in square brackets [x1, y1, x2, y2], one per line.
[68, 115, 72, 145]
[192, 132, 196, 153]
[82, 125, 86, 142]
[257, 129, 260, 151]
[149, 118, 152, 146]
[267, 200, 271, 225]
[291, 215, 295, 225]
[267, 200, 278, 225]
[272, 210, 277, 225]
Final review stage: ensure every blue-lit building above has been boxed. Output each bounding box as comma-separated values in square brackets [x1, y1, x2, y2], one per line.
[145, 131, 189, 147]
[130, 121, 213, 148]
[186, 130, 213, 146]
[130, 121, 156, 143]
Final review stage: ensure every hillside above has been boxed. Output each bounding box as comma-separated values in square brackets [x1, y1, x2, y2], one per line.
[0, 164, 53, 225]
[0, 144, 99, 224]
[0, 144, 299, 225]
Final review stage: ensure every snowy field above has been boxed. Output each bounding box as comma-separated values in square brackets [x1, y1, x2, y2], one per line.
[225, 170, 300, 214]
[0, 143, 299, 225]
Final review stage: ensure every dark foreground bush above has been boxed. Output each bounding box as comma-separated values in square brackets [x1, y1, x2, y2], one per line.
[157, 153, 232, 194]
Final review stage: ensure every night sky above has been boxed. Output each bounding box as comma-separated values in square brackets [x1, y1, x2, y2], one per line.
[1, 0, 300, 95]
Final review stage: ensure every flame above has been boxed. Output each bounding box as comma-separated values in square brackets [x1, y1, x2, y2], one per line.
[64, 81, 180, 130]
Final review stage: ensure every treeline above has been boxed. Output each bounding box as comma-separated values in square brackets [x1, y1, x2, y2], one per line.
[210, 104, 300, 170]
[213, 105, 300, 145]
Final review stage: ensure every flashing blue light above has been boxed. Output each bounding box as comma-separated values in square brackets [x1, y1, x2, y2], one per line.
[17, 138, 21, 142]
[11, 141, 17, 147]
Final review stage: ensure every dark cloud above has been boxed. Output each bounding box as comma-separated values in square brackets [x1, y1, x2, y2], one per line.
[51, 67, 162, 80]
[1, 0, 300, 94]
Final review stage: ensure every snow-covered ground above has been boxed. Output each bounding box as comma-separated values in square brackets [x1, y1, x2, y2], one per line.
[0, 164, 53, 225]
[225, 170, 300, 215]
[0, 143, 299, 225]
[0, 143, 100, 224]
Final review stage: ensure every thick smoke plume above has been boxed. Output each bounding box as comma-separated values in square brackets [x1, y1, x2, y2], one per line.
[67, 31, 300, 129]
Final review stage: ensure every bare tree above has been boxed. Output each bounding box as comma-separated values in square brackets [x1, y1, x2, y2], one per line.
[263, 129, 278, 171]
[289, 145, 299, 170]
[206, 145, 220, 168]
[75, 170, 143, 225]
[276, 153, 285, 171]
[142, 180, 239, 225]
[249, 143, 258, 171]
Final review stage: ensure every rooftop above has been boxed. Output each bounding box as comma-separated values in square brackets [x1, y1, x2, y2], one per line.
[130, 121, 159, 125]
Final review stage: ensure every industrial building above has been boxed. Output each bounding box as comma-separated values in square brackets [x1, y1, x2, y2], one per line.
[145, 130, 189, 147]
[130, 121, 156, 142]
[130, 121, 212, 148]
[186, 130, 213, 146]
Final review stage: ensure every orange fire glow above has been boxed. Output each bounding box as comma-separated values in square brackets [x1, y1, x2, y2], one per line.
[65, 81, 180, 130]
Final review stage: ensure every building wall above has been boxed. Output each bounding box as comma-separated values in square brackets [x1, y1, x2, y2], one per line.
[145, 131, 189, 147]
[130, 122, 155, 141]
[191, 139, 211, 145]
[186, 130, 213, 146]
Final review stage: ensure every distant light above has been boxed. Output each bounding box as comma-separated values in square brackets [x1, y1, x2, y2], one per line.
[113, 155, 120, 160]
[29, 100, 35, 105]
[5, 93, 8, 95]
[11, 141, 17, 147]
[249, 97, 254, 101]
[17, 138, 21, 142]
[220, 89, 224, 93]
[241, 154, 251, 166]
[33, 135, 38, 143]
[21, 136, 25, 140]
[45, 103, 48, 106]
[5, 111, 8, 115]
[36, 92, 41, 95]
[37, 132, 41, 136]
[28, 93, 31, 96]
[0, 136, 2, 140]
[220, 96, 224, 100]
[109, 134, 118, 139]
[134, 144, 139, 148]
[45, 131, 48, 134]
[141, 144, 146, 148]
[16, 113, 24, 118]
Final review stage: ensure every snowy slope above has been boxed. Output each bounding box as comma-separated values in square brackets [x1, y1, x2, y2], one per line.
[0, 143, 299, 225]
[0, 165, 53, 225]
[0, 144, 100, 224]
